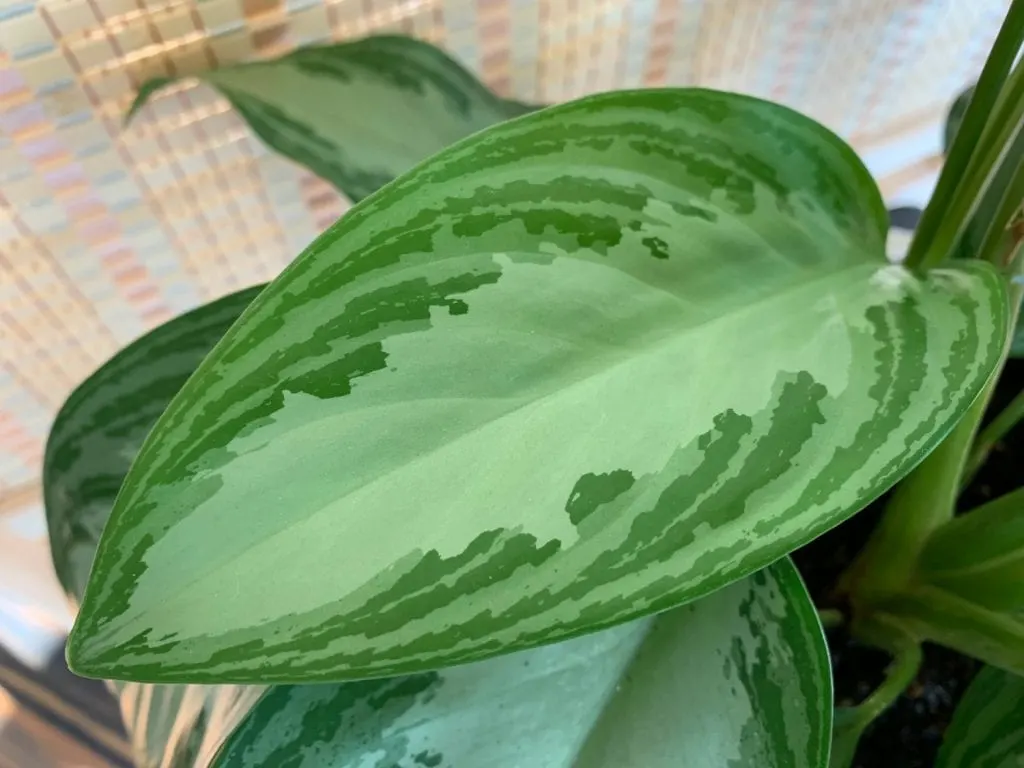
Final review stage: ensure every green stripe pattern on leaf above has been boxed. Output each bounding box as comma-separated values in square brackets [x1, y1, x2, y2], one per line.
[128, 36, 532, 203]
[45, 287, 829, 766]
[937, 665, 1024, 767]
[212, 559, 831, 768]
[70, 87, 1008, 683]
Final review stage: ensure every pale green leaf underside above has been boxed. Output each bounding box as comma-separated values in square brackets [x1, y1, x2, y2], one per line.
[937, 665, 1024, 767]
[43, 285, 263, 602]
[70, 87, 1008, 683]
[213, 559, 830, 768]
[128, 36, 531, 202]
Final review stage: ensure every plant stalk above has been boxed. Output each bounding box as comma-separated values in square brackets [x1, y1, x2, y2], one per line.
[903, 0, 1024, 270]
[975, 150, 1024, 268]
[830, 617, 922, 768]
[963, 386, 1024, 487]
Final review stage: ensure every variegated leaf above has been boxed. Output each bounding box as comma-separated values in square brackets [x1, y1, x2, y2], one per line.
[69, 88, 1008, 683]
[212, 560, 830, 768]
[44, 286, 263, 602]
[937, 665, 1024, 767]
[128, 36, 532, 203]
[44, 293, 827, 766]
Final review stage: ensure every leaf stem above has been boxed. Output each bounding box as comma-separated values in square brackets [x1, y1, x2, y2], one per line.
[974, 142, 1024, 268]
[963, 386, 1024, 488]
[870, 586, 1024, 675]
[903, 0, 1024, 270]
[830, 617, 922, 768]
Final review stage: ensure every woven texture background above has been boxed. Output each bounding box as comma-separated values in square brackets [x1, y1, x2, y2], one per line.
[0, 0, 1010, 514]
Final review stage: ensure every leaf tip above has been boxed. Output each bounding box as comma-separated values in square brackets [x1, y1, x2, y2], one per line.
[124, 76, 176, 128]
[64, 621, 102, 679]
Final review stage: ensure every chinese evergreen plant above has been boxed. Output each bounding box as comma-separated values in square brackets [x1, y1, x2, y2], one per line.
[40, 4, 1024, 766]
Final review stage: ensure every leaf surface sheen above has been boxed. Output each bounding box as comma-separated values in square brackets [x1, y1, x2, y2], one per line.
[70, 87, 1008, 682]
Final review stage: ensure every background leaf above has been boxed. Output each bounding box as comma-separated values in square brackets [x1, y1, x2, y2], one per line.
[871, 588, 1024, 678]
[127, 36, 533, 203]
[936, 664, 1024, 767]
[43, 285, 263, 601]
[212, 559, 831, 768]
[43, 286, 265, 768]
[70, 87, 1008, 684]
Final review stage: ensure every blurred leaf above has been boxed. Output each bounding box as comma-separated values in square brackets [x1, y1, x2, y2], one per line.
[920, 487, 1024, 611]
[937, 664, 1024, 767]
[127, 36, 533, 202]
[43, 286, 263, 601]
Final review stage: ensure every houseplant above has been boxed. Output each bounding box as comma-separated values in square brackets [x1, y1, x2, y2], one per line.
[41, 2, 1023, 765]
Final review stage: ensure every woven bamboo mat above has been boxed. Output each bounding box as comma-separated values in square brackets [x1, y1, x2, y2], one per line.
[0, 0, 1009, 513]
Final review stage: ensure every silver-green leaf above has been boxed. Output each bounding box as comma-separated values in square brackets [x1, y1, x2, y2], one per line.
[128, 36, 533, 202]
[45, 296, 828, 766]
[69, 87, 1008, 683]
[212, 559, 831, 768]
[937, 665, 1024, 767]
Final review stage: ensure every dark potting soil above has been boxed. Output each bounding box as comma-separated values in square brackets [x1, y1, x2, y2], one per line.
[791, 357, 1024, 766]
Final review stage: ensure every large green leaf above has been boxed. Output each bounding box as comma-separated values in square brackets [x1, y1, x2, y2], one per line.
[128, 36, 532, 203]
[43, 285, 264, 602]
[44, 290, 828, 766]
[212, 559, 830, 768]
[69, 88, 1008, 683]
[937, 665, 1024, 767]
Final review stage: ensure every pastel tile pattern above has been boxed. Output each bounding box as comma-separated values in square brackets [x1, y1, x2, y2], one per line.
[0, 0, 1010, 512]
